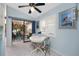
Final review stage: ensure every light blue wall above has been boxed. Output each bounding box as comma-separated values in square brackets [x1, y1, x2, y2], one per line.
[0, 4, 5, 56]
[0, 27, 3, 56]
[53, 3, 79, 56]
[0, 33, 2, 55]
[38, 3, 79, 56]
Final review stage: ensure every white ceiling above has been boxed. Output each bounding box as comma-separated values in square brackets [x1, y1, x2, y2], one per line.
[6, 3, 60, 19]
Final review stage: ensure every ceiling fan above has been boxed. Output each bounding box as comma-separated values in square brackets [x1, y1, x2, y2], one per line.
[18, 3, 45, 14]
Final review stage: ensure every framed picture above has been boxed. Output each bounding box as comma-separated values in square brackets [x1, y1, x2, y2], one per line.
[59, 7, 77, 29]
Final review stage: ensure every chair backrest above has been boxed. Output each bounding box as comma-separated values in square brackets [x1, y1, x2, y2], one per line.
[43, 37, 50, 47]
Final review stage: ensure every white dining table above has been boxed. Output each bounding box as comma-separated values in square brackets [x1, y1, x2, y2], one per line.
[30, 35, 47, 43]
[30, 34, 49, 55]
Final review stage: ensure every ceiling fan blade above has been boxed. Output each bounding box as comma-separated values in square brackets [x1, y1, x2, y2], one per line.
[35, 3, 45, 6]
[28, 9, 31, 14]
[33, 6, 41, 13]
[18, 5, 29, 8]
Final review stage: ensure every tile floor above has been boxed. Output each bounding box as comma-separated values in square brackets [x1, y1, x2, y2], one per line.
[5, 40, 60, 56]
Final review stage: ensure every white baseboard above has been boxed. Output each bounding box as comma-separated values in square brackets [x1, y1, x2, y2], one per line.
[50, 48, 64, 56]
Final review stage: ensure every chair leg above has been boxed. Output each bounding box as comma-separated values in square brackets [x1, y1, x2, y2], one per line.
[31, 47, 38, 54]
[31, 47, 45, 55]
[43, 51, 47, 56]
[38, 48, 45, 55]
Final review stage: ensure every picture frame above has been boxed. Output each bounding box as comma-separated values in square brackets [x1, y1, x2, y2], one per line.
[59, 7, 77, 29]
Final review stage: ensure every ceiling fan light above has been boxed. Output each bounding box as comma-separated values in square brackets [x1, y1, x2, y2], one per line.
[31, 7, 35, 12]
[28, 9, 31, 14]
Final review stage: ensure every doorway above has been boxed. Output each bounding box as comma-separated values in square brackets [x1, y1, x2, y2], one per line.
[12, 19, 32, 43]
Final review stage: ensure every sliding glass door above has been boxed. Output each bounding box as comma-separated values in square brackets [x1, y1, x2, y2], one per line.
[12, 19, 33, 43]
